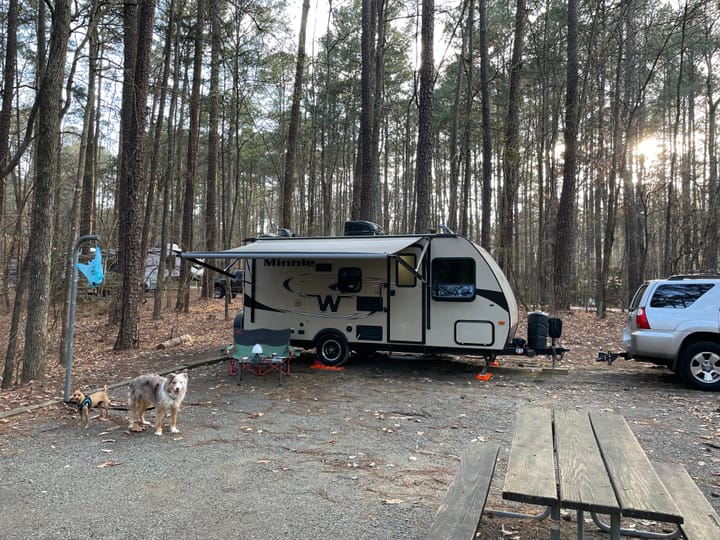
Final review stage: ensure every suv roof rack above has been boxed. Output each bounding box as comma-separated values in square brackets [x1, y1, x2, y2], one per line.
[666, 274, 720, 280]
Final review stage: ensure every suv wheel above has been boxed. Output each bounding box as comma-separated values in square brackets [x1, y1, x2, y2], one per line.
[213, 285, 225, 299]
[678, 342, 720, 391]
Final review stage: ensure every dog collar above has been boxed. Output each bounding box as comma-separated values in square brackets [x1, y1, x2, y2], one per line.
[77, 396, 92, 411]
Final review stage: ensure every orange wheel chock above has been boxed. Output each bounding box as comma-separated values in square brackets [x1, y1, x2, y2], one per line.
[310, 359, 345, 371]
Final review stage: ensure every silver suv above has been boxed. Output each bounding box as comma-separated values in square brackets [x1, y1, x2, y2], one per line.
[624, 275, 720, 391]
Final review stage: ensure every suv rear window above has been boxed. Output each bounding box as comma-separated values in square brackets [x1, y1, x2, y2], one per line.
[629, 283, 649, 310]
[649, 283, 714, 308]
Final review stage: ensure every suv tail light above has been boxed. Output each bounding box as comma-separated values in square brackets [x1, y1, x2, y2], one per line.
[635, 307, 651, 329]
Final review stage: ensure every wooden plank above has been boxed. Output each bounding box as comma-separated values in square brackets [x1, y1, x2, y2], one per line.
[589, 411, 682, 524]
[554, 409, 619, 514]
[426, 444, 500, 540]
[654, 462, 720, 540]
[502, 407, 558, 506]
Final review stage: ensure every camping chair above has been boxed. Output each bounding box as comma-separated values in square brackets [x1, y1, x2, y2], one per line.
[225, 328, 295, 385]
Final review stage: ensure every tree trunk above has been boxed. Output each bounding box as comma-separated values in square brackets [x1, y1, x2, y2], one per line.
[177, 0, 205, 313]
[703, 50, 719, 270]
[371, 0, 386, 224]
[552, 0, 578, 310]
[115, 0, 157, 349]
[414, 0, 434, 234]
[622, 0, 643, 295]
[79, 27, 99, 240]
[59, 22, 100, 366]
[282, 0, 310, 230]
[2, 262, 27, 388]
[144, 0, 173, 312]
[478, 0, 492, 249]
[497, 0, 526, 278]
[460, 0, 474, 236]
[154, 1, 183, 319]
[21, 0, 72, 381]
[356, 0, 378, 223]
[203, 0, 221, 297]
[0, 0, 18, 232]
[447, 52, 463, 232]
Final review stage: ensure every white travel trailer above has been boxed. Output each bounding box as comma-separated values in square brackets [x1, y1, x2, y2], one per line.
[185, 231, 521, 366]
[144, 243, 203, 290]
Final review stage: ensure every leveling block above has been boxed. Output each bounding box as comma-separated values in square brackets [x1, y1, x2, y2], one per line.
[475, 359, 499, 381]
[310, 359, 344, 371]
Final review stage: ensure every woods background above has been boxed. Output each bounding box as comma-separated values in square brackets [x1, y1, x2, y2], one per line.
[0, 0, 718, 385]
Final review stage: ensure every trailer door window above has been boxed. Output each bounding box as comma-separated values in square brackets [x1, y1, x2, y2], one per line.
[396, 254, 417, 287]
[432, 258, 476, 301]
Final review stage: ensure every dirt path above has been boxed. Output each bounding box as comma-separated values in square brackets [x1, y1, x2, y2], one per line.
[1, 349, 718, 539]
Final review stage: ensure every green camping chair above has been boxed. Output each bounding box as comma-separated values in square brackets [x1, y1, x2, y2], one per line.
[226, 328, 295, 385]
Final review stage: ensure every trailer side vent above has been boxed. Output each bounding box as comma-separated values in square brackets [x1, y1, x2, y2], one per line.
[357, 325, 383, 341]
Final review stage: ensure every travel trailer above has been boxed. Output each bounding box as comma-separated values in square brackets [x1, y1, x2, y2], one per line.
[144, 243, 203, 291]
[184, 230, 522, 366]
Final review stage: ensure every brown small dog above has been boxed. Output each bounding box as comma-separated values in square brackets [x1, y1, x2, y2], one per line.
[69, 385, 111, 428]
[127, 372, 188, 436]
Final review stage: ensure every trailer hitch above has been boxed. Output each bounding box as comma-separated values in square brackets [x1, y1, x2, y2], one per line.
[596, 351, 630, 366]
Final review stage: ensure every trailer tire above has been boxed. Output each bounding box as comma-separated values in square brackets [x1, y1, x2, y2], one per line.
[315, 333, 349, 366]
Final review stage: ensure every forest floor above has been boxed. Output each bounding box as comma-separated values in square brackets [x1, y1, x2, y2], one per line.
[0, 292, 718, 539]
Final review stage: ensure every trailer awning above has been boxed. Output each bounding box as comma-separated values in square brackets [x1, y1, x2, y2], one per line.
[182, 236, 426, 261]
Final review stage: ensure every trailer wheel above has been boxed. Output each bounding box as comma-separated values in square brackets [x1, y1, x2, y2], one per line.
[315, 333, 349, 366]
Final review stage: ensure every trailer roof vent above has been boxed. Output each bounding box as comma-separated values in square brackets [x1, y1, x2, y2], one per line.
[344, 220, 384, 236]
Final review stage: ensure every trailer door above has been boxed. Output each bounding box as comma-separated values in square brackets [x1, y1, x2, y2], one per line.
[388, 249, 424, 343]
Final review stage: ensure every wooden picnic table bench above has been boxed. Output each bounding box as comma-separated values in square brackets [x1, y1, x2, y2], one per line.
[425, 443, 499, 540]
[490, 407, 720, 540]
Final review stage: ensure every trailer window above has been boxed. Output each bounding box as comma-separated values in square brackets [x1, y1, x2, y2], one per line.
[338, 267, 362, 293]
[396, 254, 417, 287]
[432, 258, 475, 301]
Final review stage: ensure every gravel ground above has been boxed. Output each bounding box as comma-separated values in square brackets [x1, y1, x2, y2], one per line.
[1, 352, 719, 539]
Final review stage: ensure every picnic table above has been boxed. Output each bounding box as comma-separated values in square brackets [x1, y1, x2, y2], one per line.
[492, 407, 718, 540]
[428, 407, 720, 540]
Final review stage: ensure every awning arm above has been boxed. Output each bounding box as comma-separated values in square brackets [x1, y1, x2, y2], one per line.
[181, 254, 241, 279]
[415, 240, 430, 280]
[394, 239, 429, 283]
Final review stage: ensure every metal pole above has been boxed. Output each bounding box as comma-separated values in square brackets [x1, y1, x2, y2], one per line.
[63, 235, 99, 401]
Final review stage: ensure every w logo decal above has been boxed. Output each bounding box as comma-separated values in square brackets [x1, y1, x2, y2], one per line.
[314, 295, 344, 312]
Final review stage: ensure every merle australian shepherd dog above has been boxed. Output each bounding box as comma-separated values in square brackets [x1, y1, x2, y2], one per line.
[127, 372, 188, 436]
